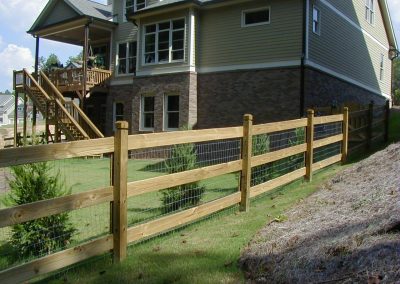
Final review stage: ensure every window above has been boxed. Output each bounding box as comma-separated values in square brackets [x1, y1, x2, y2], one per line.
[141, 96, 155, 130]
[113, 102, 124, 130]
[135, 0, 146, 10]
[379, 54, 384, 81]
[143, 19, 185, 64]
[117, 41, 137, 75]
[242, 8, 270, 27]
[124, 0, 146, 21]
[164, 94, 179, 130]
[312, 6, 321, 35]
[365, 0, 374, 25]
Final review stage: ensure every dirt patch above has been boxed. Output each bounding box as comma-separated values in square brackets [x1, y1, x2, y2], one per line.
[240, 143, 400, 283]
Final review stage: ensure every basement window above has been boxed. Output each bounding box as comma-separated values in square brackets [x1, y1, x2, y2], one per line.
[113, 102, 124, 130]
[242, 7, 270, 27]
[141, 95, 155, 131]
[164, 94, 180, 130]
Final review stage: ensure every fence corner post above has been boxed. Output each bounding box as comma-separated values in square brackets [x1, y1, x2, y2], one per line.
[113, 121, 129, 263]
[384, 100, 390, 143]
[367, 101, 374, 150]
[240, 114, 253, 212]
[342, 107, 349, 164]
[306, 109, 314, 181]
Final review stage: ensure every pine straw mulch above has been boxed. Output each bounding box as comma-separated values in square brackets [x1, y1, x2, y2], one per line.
[240, 143, 400, 284]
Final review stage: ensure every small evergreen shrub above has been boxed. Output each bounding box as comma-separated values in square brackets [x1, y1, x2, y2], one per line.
[3, 162, 75, 258]
[161, 136, 205, 213]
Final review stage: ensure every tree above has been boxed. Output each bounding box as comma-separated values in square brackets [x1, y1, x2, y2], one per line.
[3, 162, 75, 258]
[39, 53, 62, 72]
[393, 58, 400, 105]
[66, 51, 83, 66]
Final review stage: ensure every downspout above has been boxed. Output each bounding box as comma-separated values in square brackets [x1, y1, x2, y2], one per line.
[300, 0, 308, 117]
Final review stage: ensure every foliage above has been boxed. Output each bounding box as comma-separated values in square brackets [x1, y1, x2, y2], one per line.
[3, 162, 75, 258]
[161, 127, 205, 213]
[251, 134, 271, 186]
[39, 53, 62, 73]
[66, 51, 83, 66]
[393, 58, 400, 105]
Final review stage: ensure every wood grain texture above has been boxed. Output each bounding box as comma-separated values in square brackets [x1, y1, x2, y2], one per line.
[0, 186, 113, 228]
[312, 154, 342, 171]
[306, 110, 314, 181]
[252, 144, 307, 167]
[128, 127, 243, 150]
[314, 114, 343, 125]
[0, 235, 113, 284]
[313, 134, 343, 149]
[342, 108, 349, 163]
[127, 192, 241, 243]
[252, 119, 307, 135]
[250, 168, 306, 198]
[240, 114, 252, 212]
[0, 137, 114, 167]
[127, 160, 242, 198]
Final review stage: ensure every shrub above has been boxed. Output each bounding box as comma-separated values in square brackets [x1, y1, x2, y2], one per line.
[3, 162, 75, 258]
[161, 134, 205, 213]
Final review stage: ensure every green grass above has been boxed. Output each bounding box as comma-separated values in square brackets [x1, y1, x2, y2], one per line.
[36, 164, 345, 284]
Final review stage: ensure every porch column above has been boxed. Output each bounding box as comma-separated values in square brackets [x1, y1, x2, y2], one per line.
[33, 36, 40, 136]
[14, 92, 18, 147]
[82, 24, 90, 108]
[23, 93, 27, 145]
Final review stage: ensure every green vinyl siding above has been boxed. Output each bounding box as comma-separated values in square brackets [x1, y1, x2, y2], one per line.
[198, 0, 303, 68]
[137, 10, 190, 73]
[42, 1, 79, 27]
[111, 0, 138, 81]
[325, 0, 389, 47]
[308, 1, 391, 96]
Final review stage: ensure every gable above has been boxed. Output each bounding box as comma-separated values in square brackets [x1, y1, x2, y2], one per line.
[42, 1, 79, 27]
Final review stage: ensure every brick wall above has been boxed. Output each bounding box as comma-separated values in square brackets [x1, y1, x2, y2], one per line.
[197, 68, 302, 129]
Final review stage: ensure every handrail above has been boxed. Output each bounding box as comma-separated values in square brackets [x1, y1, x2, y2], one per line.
[40, 71, 66, 104]
[54, 98, 90, 139]
[66, 101, 104, 138]
[23, 69, 52, 101]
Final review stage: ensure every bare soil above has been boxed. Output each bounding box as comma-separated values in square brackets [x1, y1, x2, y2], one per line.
[240, 143, 400, 283]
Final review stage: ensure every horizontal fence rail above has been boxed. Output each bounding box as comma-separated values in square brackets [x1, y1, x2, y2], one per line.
[0, 111, 349, 284]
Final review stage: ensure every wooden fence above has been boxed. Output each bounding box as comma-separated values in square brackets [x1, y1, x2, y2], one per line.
[0, 110, 348, 283]
[313, 101, 390, 153]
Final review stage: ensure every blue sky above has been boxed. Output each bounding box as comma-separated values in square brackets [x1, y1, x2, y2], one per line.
[0, 0, 399, 92]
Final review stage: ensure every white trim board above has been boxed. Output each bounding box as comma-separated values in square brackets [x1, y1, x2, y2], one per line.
[197, 60, 301, 73]
[320, 0, 389, 51]
[305, 59, 390, 99]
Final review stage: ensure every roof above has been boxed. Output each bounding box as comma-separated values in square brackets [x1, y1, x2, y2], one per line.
[0, 95, 15, 114]
[29, 0, 113, 33]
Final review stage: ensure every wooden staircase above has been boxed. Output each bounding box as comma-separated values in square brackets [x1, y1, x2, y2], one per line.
[14, 69, 104, 142]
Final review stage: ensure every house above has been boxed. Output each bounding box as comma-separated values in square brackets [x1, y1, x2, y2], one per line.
[20, 0, 397, 138]
[0, 94, 25, 126]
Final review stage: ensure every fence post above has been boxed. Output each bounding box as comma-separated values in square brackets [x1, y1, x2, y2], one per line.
[384, 100, 390, 143]
[306, 110, 314, 181]
[112, 121, 128, 263]
[342, 107, 349, 164]
[240, 114, 253, 212]
[367, 101, 374, 150]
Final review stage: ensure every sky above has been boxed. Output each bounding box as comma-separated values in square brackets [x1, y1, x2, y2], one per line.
[0, 0, 399, 92]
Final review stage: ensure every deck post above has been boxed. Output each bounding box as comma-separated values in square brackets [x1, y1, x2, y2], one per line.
[32, 36, 40, 137]
[306, 109, 314, 181]
[54, 104, 59, 142]
[23, 93, 27, 146]
[82, 24, 90, 108]
[14, 92, 18, 147]
[240, 114, 253, 212]
[384, 100, 390, 143]
[341, 107, 349, 164]
[112, 121, 128, 263]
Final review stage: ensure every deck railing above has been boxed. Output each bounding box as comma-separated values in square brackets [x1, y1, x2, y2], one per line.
[48, 67, 112, 89]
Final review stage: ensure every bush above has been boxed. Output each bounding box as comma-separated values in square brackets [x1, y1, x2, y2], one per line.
[161, 141, 205, 213]
[3, 162, 75, 258]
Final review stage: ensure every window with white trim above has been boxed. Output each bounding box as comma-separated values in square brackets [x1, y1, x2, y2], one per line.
[312, 6, 321, 35]
[365, 0, 374, 25]
[164, 94, 180, 130]
[124, 0, 146, 21]
[141, 95, 155, 130]
[143, 19, 185, 64]
[379, 53, 384, 81]
[117, 41, 137, 75]
[242, 8, 270, 27]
